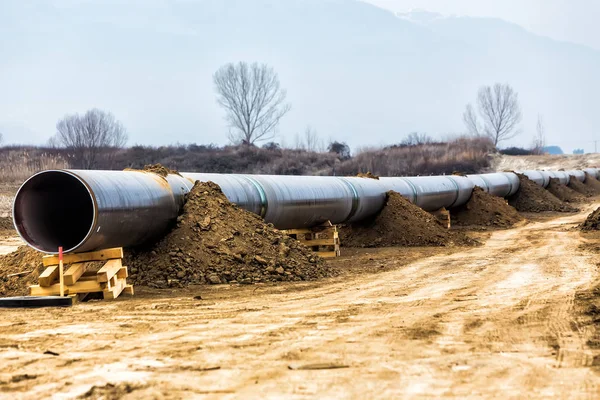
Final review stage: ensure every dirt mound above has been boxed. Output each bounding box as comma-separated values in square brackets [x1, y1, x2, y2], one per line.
[356, 172, 379, 180]
[451, 187, 523, 228]
[339, 191, 477, 248]
[508, 174, 577, 213]
[0, 246, 43, 297]
[0, 216, 14, 232]
[580, 207, 600, 231]
[124, 163, 180, 177]
[547, 178, 586, 203]
[568, 176, 595, 197]
[584, 173, 600, 195]
[126, 181, 336, 288]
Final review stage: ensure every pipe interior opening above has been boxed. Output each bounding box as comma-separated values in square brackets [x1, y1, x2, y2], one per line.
[13, 171, 94, 253]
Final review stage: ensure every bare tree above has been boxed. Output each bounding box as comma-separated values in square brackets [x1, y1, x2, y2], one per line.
[531, 114, 546, 155]
[463, 83, 522, 147]
[53, 108, 128, 169]
[295, 126, 321, 151]
[0, 132, 3, 145]
[214, 62, 291, 145]
[401, 132, 432, 146]
[462, 104, 481, 136]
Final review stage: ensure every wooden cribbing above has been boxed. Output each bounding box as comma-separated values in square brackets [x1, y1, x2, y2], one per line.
[42, 248, 124, 267]
[97, 259, 122, 283]
[31, 247, 132, 301]
[282, 221, 341, 258]
[39, 265, 60, 287]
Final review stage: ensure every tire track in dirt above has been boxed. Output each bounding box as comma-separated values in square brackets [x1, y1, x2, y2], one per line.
[2, 206, 600, 398]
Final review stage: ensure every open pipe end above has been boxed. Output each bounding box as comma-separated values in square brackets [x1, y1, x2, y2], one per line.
[13, 170, 96, 254]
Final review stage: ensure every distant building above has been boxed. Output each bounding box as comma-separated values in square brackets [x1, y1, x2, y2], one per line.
[543, 146, 564, 155]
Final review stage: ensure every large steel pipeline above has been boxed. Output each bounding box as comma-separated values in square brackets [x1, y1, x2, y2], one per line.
[13, 168, 600, 254]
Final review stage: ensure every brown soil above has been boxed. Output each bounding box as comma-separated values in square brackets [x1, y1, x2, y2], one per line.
[125, 181, 336, 288]
[356, 172, 379, 180]
[579, 207, 600, 231]
[451, 187, 523, 228]
[0, 246, 44, 297]
[2, 207, 599, 398]
[584, 173, 600, 194]
[568, 176, 595, 197]
[124, 164, 180, 177]
[340, 191, 477, 248]
[0, 216, 14, 232]
[547, 178, 586, 203]
[508, 174, 577, 213]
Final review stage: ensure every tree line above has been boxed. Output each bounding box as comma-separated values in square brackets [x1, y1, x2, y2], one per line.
[38, 61, 541, 169]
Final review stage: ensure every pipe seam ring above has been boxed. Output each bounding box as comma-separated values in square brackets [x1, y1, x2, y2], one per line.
[241, 176, 268, 218]
[399, 178, 418, 204]
[445, 176, 462, 208]
[338, 178, 360, 221]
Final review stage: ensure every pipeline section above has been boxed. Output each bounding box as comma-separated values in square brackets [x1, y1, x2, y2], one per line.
[13, 168, 600, 254]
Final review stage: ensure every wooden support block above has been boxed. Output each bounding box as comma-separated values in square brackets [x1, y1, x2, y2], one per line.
[30, 280, 105, 296]
[97, 259, 123, 283]
[123, 285, 134, 296]
[39, 266, 59, 287]
[297, 238, 340, 246]
[103, 278, 126, 300]
[317, 251, 340, 259]
[64, 263, 87, 286]
[43, 248, 124, 267]
[107, 275, 117, 290]
[282, 229, 313, 235]
[117, 266, 128, 279]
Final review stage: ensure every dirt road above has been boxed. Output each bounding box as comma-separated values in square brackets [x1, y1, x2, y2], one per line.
[2, 207, 600, 399]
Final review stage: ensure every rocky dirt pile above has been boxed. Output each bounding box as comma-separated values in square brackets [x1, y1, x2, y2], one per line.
[508, 174, 577, 213]
[126, 181, 336, 288]
[356, 172, 379, 179]
[583, 173, 600, 195]
[124, 164, 180, 177]
[0, 216, 14, 233]
[0, 246, 43, 297]
[339, 191, 477, 248]
[547, 178, 586, 203]
[580, 207, 600, 231]
[568, 176, 595, 197]
[451, 187, 523, 228]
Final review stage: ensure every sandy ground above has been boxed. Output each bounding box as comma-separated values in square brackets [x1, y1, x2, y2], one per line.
[492, 154, 600, 172]
[1, 206, 600, 399]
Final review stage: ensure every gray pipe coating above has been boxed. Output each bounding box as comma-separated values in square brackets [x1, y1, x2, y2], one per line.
[13, 168, 599, 254]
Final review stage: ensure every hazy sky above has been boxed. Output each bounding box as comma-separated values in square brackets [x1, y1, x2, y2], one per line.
[367, 0, 600, 50]
[1, 0, 598, 152]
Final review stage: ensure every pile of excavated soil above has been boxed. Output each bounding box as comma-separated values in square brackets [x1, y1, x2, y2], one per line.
[508, 174, 577, 213]
[580, 207, 600, 231]
[547, 178, 586, 203]
[451, 187, 523, 228]
[339, 191, 477, 248]
[356, 172, 379, 180]
[568, 176, 595, 197]
[0, 246, 43, 297]
[124, 163, 180, 177]
[583, 173, 600, 195]
[0, 216, 14, 232]
[125, 181, 336, 288]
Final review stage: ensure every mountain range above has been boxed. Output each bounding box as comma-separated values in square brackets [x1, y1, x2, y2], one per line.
[0, 0, 598, 152]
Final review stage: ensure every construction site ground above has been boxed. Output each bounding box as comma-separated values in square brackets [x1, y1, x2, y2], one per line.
[2, 205, 600, 398]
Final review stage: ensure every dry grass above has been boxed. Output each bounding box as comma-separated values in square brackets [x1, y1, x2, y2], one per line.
[0, 148, 70, 184]
[336, 136, 494, 176]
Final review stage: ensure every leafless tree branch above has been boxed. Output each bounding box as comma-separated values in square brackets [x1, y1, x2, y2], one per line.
[531, 114, 546, 154]
[463, 83, 522, 147]
[52, 108, 128, 169]
[214, 62, 291, 145]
